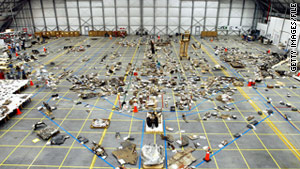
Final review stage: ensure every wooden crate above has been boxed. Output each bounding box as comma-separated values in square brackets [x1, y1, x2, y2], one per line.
[34, 32, 42, 37]
[69, 31, 74, 37]
[88, 31, 94, 37]
[50, 31, 56, 37]
[74, 31, 80, 36]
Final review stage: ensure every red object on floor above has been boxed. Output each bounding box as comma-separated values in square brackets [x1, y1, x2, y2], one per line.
[225, 48, 228, 52]
[158, 35, 160, 40]
[30, 79, 34, 86]
[133, 72, 138, 76]
[16, 107, 22, 115]
[297, 72, 300, 77]
[248, 81, 252, 87]
[44, 47, 47, 52]
[203, 150, 211, 162]
[251, 81, 256, 86]
[16, 52, 18, 57]
[133, 106, 138, 113]
[210, 39, 213, 42]
[0, 71, 5, 79]
[267, 49, 271, 54]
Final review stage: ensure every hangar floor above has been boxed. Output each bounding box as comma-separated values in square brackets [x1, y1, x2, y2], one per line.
[0, 35, 300, 169]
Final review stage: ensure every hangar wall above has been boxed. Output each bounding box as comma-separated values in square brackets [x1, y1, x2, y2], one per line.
[10, 0, 262, 35]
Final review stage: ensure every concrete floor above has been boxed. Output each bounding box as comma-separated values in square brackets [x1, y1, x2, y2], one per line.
[0, 35, 300, 169]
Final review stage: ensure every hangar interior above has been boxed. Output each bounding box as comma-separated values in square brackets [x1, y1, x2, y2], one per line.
[0, 0, 300, 169]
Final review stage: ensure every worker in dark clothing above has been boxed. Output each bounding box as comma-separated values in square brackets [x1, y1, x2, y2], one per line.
[150, 40, 155, 54]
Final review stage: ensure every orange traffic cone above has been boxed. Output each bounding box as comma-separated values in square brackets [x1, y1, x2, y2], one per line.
[225, 48, 228, 52]
[30, 79, 34, 86]
[267, 49, 271, 54]
[16, 106, 22, 115]
[43, 47, 47, 52]
[210, 38, 213, 42]
[133, 72, 138, 76]
[203, 150, 211, 162]
[16, 52, 18, 57]
[133, 106, 138, 113]
[109, 35, 112, 40]
[297, 72, 300, 77]
[247, 81, 252, 87]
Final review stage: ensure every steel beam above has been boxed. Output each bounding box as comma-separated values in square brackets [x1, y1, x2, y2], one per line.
[114, 0, 117, 31]
[203, 0, 207, 31]
[64, 0, 70, 31]
[227, 0, 232, 35]
[101, 0, 105, 31]
[140, 0, 143, 33]
[77, 0, 82, 33]
[53, 0, 59, 31]
[40, 0, 47, 31]
[166, 0, 169, 34]
[178, 0, 182, 33]
[127, 0, 130, 34]
[279, 6, 287, 44]
[215, 0, 220, 31]
[252, 3, 257, 30]
[239, 0, 245, 35]
[89, 0, 94, 30]
[265, 2, 272, 36]
[190, 0, 194, 34]
[154, 0, 156, 35]
[28, 0, 35, 32]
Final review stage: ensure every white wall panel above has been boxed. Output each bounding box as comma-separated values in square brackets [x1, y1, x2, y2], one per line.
[169, 8, 179, 17]
[144, 8, 154, 17]
[231, 9, 242, 17]
[14, 0, 260, 35]
[144, 17, 154, 26]
[156, 17, 167, 26]
[117, 17, 128, 25]
[207, 1, 218, 8]
[130, 8, 140, 17]
[143, 0, 153, 7]
[68, 8, 78, 17]
[194, 8, 205, 17]
[66, 1, 77, 8]
[206, 8, 217, 17]
[168, 17, 178, 26]
[117, 8, 128, 17]
[57, 17, 67, 25]
[57, 8, 66, 17]
[130, 0, 140, 7]
[169, 0, 180, 7]
[206, 18, 217, 26]
[219, 8, 229, 17]
[156, 0, 167, 7]
[194, 1, 206, 7]
[55, 0, 65, 8]
[80, 8, 91, 17]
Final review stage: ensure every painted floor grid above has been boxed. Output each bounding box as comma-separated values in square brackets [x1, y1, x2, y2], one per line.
[0, 35, 300, 169]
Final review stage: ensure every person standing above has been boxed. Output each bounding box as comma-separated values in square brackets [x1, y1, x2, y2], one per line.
[150, 40, 155, 54]
[15, 65, 21, 79]
[16, 42, 20, 51]
[20, 64, 26, 79]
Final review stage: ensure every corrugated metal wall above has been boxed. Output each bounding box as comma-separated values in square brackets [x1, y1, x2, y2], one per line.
[10, 0, 262, 35]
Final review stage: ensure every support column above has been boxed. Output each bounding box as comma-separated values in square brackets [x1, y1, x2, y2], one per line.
[190, 0, 194, 34]
[90, 0, 94, 30]
[77, 0, 82, 33]
[114, 0, 117, 31]
[279, 6, 287, 44]
[28, 0, 36, 32]
[101, 0, 106, 31]
[64, 0, 70, 31]
[166, 0, 169, 34]
[227, 0, 232, 35]
[53, 0, 59, 31]
[127, 0, 130, 34]
[178, 0, 182, 33]
[239, 0, 245, 35]
[40, 0, 47, 31]
[215, 0, 220, 31]
[203, 0, 207, 31]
